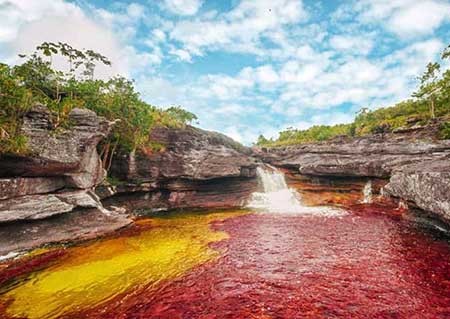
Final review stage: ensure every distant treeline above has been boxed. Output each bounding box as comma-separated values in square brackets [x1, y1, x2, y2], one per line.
[0, 42, 197, 171]
[257, 43, 450, 147]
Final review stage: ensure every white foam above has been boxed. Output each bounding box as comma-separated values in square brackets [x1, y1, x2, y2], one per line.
[247, 166, 346, 217]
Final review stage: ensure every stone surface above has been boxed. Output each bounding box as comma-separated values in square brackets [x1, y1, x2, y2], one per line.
[0, 208, 132, 255]
[384, 159, 450, 224]
[105, 125, 259, 212]
[0, 105, 110, 189]
[103, 177, 258, 214]
[0, 190, 102, 223]
[0, 177, 65, 200]
[111, 125, 258, 181]
[255, 134, 450, 178]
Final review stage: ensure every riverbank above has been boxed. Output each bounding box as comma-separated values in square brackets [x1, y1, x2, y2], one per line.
[0, 105, 449, 258]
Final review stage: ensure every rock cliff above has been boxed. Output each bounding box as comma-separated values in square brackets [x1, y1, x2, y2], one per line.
[256, 134, 450, 178]
[103, 126, 258, 212]
[0, 107, 259, 255]
[0, 105, 132, 255]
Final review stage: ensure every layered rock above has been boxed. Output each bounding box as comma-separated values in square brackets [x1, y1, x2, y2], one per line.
[105, 125, 259, 213]
[255, 130, 450, 224]
[0, 105, 132, 255]
[256, 134, 450, 178]
[384, 158, 450, 224]
[0, 105, 110, 189]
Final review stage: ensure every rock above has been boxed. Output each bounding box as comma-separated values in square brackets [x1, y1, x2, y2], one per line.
[111, 126, 257, 181]
[0, 208, 132, 255]
[0, 194, 74, 223]
[103, 177, 258, 214]
[384, 159, 450, 224]
[0, 105, 110, 189]
[0, 177, 65, 200]
[0, 190, 102, 223]
[256, 134, 450, 178]
[105, 125, 259, 212]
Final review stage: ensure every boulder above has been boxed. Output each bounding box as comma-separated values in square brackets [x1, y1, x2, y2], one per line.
[0, 105, 110, 189]
[111, 126, 258, 182]
[0, 190, 102, 223]
[384, 159, 450, 224]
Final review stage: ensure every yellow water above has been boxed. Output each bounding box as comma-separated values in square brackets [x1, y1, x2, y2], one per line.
[1, 210, 247, 319]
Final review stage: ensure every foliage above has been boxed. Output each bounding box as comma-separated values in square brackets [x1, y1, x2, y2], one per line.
[439, 122, 450, 139]
[257, 42, 450, 147]
[0, 42, 196, 169]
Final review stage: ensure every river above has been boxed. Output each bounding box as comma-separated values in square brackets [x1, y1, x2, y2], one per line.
[0, 168, 449, 318]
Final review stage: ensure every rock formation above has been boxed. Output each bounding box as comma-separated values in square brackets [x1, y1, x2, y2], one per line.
[255, 129, 450, 224]
[384, 158, 450, 223]
[103, 126, 259, 212]
[0, 105, 132, 254]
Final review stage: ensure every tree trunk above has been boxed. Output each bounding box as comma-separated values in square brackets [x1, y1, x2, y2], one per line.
[101, 142, 110, 170]
[430, 95, 436, 119]
[106, 141, 118, 172]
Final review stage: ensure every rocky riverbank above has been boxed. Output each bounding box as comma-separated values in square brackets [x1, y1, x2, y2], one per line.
[254, 128, 450, 225]
[0, 105, 258, 255]
[1, 105, 449, 256]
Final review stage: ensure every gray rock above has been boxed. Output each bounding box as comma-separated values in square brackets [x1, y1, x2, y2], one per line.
[111, 126, 258, 182]
[384, 159, 450, 224]
[0, 208, 132, 255]
[0, 105, 111, 190]
[0, 190, 103, 223]
[256, 135, 450, 178]
[0, 177, 65, 200]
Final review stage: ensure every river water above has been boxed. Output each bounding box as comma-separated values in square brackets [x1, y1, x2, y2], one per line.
[0, 169, 449, 318]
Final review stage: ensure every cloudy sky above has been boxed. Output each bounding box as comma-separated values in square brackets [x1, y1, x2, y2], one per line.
[1, 0, 450, 144]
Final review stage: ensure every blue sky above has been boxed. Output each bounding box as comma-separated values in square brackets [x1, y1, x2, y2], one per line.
[1, 0, 450, 144]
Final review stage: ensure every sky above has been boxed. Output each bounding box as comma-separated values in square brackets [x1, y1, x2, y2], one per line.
[1, 0, 450, 144]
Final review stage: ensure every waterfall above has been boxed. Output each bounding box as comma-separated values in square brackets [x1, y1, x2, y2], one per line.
[247, 166, 346, 216]
[362, 180, 372, 204]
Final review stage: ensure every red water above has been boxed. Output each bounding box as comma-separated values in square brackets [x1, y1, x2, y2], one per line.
[66, 204, 450, 319]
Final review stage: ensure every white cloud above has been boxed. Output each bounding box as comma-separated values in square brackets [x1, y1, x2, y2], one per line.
[388, 1, 450, 37]
[350, 0, 450, 38]
[163, 0, 203, 16]
[169, 0, 308, 58]
[0, 0, 162, 78]
[329, 34, 374, 55]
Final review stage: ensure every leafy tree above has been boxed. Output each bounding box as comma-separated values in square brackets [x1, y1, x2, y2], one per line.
[413, 62, 441, 119]
[0, 42, 196, 173]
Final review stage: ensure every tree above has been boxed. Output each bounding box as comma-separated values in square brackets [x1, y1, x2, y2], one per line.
[256, 134, 269, 146]
[165, 106, 198, 125]
[413, 62, 441, 119]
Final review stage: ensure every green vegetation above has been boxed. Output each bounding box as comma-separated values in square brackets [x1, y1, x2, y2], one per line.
[0, 42, 196, 171]
[257, 43, 450, 147]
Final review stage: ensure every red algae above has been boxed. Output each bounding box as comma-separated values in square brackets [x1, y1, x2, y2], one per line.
[0, 250, 67, 288]
[65, 205, 450, 319]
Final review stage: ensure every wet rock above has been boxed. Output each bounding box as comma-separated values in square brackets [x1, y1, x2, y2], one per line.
[384, 159, 450, 224]
[0, 208, 132, 255]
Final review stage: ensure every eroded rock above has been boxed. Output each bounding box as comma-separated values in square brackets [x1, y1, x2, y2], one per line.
[0, 105, 110, 189]
[256, 134, 450, 178]
[384, 159, 450, 224]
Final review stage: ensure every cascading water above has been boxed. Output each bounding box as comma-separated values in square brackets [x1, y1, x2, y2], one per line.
[362, 180, 373, 204]
[247, 166, 346, 216]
